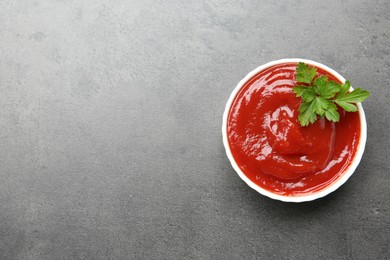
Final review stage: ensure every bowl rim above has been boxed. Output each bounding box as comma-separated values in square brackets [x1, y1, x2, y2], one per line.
[222, 58, 367, 203]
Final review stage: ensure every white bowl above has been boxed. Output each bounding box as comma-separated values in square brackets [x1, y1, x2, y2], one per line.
[222, 58, 367, 203]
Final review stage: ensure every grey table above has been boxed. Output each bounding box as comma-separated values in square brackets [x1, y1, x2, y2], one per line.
[1, 1, 389, 259]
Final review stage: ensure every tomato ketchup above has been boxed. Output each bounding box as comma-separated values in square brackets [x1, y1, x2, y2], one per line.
[227, 63, 360, 196]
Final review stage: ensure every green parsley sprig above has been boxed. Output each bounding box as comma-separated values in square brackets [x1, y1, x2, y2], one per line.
[293, 62, 370, 126]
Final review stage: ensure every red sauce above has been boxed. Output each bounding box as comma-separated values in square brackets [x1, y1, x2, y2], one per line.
[227, 63, 361, 196]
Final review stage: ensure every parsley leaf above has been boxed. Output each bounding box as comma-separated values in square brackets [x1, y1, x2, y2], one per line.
[292, 63, 370, 126]
[335, 88, 370, 103]
[333, 87, 370, 112]
[311, 96, 329, 116]
[334, 101, 358, 112]
[298, 102, 317, 126]
[314, 76, 340, 99]
[324, 102, 340, 122]
[296, 62, 317, 84]
[337, 80, 351, 97]
[292, 85, 307, 97]
[293, 85, 316, 102]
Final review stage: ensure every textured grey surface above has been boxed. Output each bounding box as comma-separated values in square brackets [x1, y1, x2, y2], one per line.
[0, 0, 389, 259]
